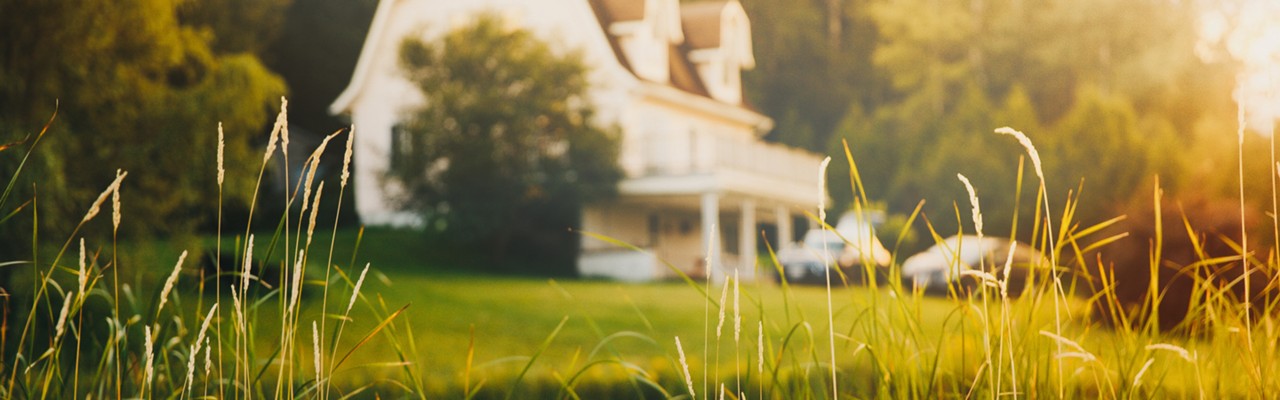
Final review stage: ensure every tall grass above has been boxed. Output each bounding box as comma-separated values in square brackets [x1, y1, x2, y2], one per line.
[1, 98, 1279, 399]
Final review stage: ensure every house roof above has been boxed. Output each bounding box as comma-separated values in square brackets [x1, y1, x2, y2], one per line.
[597, 0, 645, 21]
[680, 1, 727, 49]
[331, 0, 755, 116]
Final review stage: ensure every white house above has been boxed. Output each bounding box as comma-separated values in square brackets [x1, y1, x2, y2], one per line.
[330, 0, 826, 281]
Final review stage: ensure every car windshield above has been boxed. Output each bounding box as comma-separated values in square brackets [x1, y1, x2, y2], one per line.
[803, 231, 845, 250]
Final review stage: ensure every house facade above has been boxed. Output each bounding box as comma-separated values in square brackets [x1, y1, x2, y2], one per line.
[330, 0, 826, 281]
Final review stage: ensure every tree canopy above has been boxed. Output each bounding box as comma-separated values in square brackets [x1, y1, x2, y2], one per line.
[743, 0, 1242, 249]
[391, 16, 623, 273]
[0, 0, 285, 256]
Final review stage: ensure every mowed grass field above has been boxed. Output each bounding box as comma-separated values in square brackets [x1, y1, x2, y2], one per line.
[270, 228, 1076, 397]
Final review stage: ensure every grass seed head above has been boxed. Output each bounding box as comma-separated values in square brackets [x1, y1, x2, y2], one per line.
[289, 250, 306, 313]
[82, 171, 127, 224]
[143, 326, 155, 391]
[757, 321, 764, 374]
[112, 169, 123, 231]
[1039, 330, 1087, 353]
[217, 122, 225, 186]
[1001, 241, 1017, 297]
[957, 173, 983, 237]
[264, 97, 287, 164]
[186, 303, 217, 393]
[157, 250, 187, 316]
[341, 125, 355, 188]
[313, 321, 322, 383]
[54, 292, 72, 341]
[818, 156, 832, 221]
[1133, 358, 1155, 387]
[242, 235, 255, 293]
[995, 127, 1043, 183]
[347, 263, 371, 314]
[1146, 343, 1195, 362]
[676, 336, 695, 400]
[717, 276, 729, 339]
[733, 269, 740, 343]
[78, 238, 87, 296]
[306, 182, 325, 248]
[231, 287, 246, 332]
[204, 336, 212, 378]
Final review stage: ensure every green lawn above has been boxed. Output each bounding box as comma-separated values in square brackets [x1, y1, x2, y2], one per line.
[13, 226, 1271, 398]
[271, 228, 1069, 397]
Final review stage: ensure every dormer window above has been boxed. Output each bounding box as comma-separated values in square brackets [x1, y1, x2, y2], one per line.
[681, 0, 755, 105]
[604, 0, 684, 83]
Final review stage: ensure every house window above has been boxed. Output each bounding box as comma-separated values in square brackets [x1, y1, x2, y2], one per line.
[648, 214, 660, 247]
[390, 123, 412, 169]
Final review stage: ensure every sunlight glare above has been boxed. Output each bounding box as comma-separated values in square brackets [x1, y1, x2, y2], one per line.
[1201, 0, 1280, 135]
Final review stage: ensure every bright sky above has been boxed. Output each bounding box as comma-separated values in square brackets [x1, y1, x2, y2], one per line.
[1199, 0, 1280, 135]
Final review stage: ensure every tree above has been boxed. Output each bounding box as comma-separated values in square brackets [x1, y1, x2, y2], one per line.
[391, 15, 622, 273]
[0, 0, 285, 258]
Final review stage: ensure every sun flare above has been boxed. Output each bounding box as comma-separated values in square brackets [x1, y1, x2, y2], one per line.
[1200, 0, 1280, 135]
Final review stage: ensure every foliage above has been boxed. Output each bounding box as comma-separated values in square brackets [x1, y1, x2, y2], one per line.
[0, 0, 285, 257]
[178, 0, 294, 56]
[391, 15, 622, 273]
[812, 0, 1237, 246]
[741, 0, 889, 152]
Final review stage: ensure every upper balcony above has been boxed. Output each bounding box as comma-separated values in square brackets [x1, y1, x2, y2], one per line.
[619, 128, 825, 206]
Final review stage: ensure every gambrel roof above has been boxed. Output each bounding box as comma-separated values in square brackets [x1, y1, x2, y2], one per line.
[331, 0, 757, 115]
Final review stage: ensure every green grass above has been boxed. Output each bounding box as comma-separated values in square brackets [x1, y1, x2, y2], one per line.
[5, 103, 1280, 399]
[264, 228, 1086, 398]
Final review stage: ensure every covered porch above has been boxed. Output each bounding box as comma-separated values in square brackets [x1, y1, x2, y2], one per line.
[578, 191, 817, 282]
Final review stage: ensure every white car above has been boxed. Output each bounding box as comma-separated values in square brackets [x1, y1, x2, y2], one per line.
[775, 212, 891, 283]
[900, 235, 1046, 294]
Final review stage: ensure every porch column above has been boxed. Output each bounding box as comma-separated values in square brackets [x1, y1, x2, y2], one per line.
[700, 192, 721, 277]
[740, 199, 757, 277]
[776, 205, 793, 251]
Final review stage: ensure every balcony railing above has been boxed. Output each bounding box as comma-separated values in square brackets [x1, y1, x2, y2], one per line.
[638, 129, 823, 186]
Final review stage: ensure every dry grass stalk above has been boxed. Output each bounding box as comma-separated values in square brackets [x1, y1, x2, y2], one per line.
[756, 322, 763, 375]
[347, 263, 370, 314]
[264, 98, 287, 164]
[186, 303, 218, 394]
[733, 269, 740, 343]
[300, 131, 338, 215]
[341, 125, 355, 188]
[77, 238, 87, 296]
[156, 250, 187, 317]
[957, 173, 983, 237]
[53, 292, 72, 342]
[143, 326, 155, 392]
[1132, 358, 1155, 387]
[289, 250, 306, 314]
[676, 336, 695, 400]
[82, 171, 127, 224]
[217, 122, 225, 186]
[716, 276, 729, 339]
[1145, 343, 1195, 362]
[818, 157, 831, 222]
[313, 321, 322, 385]
[995, 127, 1043, 183]
[230, 288, 246, 333]
[242, 235, 255, 293]
[203, 337, 212, 380]
[817, 155, 839, 399]
[112, 169, 123, 231]
[1038, 330, 1087, 353]
[306, 182, 325, 248]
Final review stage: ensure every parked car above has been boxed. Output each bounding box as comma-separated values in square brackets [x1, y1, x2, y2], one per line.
[775, 212, 891, 284]
[900, 235, 1046, 295]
